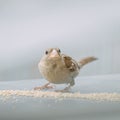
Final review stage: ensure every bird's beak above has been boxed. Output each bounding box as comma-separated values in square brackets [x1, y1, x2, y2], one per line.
[49, 49, 60, 58]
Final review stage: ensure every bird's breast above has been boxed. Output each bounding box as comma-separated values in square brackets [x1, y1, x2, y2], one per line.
[38, 61, 72, 84]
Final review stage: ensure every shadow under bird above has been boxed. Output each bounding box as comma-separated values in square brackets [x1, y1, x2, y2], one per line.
[34, 48, 97, 92]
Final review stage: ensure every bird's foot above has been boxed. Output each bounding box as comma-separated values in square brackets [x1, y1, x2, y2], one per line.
[55, 85, 71, 93]
[34, 83, 54, 90]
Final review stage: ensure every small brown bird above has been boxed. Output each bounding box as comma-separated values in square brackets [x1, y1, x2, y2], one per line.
[34, 48, 97, 92]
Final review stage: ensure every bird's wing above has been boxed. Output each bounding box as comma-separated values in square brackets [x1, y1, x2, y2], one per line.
[62, 54, 77, 72]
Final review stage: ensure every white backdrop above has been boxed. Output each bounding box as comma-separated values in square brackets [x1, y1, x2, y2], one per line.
[0, 0, 120, 81]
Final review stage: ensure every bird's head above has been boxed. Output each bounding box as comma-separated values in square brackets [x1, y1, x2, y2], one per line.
[44, 48, 61, 61]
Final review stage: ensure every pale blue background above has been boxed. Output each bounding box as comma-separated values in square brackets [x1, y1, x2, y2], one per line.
[0, 0, 120, 81]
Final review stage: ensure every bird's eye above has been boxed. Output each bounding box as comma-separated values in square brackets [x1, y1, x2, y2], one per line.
[58, 49, 61, 53]
[45, 51, 48, 55]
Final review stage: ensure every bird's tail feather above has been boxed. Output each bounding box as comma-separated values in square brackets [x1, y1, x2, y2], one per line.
[78, 56, 97, 68]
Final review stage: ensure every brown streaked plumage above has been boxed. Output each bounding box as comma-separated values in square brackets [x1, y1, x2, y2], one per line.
[34, 48, 97, 92]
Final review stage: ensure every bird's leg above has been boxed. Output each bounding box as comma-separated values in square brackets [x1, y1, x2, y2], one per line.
[63, 84, 71, 92]
[55, 80, 74, 92]
[34, 82, 54, 90]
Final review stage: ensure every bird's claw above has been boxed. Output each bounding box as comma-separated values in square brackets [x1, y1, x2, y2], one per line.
[55, 86, 71, 93]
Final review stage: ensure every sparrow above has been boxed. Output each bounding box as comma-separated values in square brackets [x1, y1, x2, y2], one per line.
[34, 48, 97, 92]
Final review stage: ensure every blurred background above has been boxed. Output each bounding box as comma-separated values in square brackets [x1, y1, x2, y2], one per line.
[0, 0, 120, 81]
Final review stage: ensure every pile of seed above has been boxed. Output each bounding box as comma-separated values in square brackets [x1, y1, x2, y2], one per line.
[0, 90, 120, 101]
